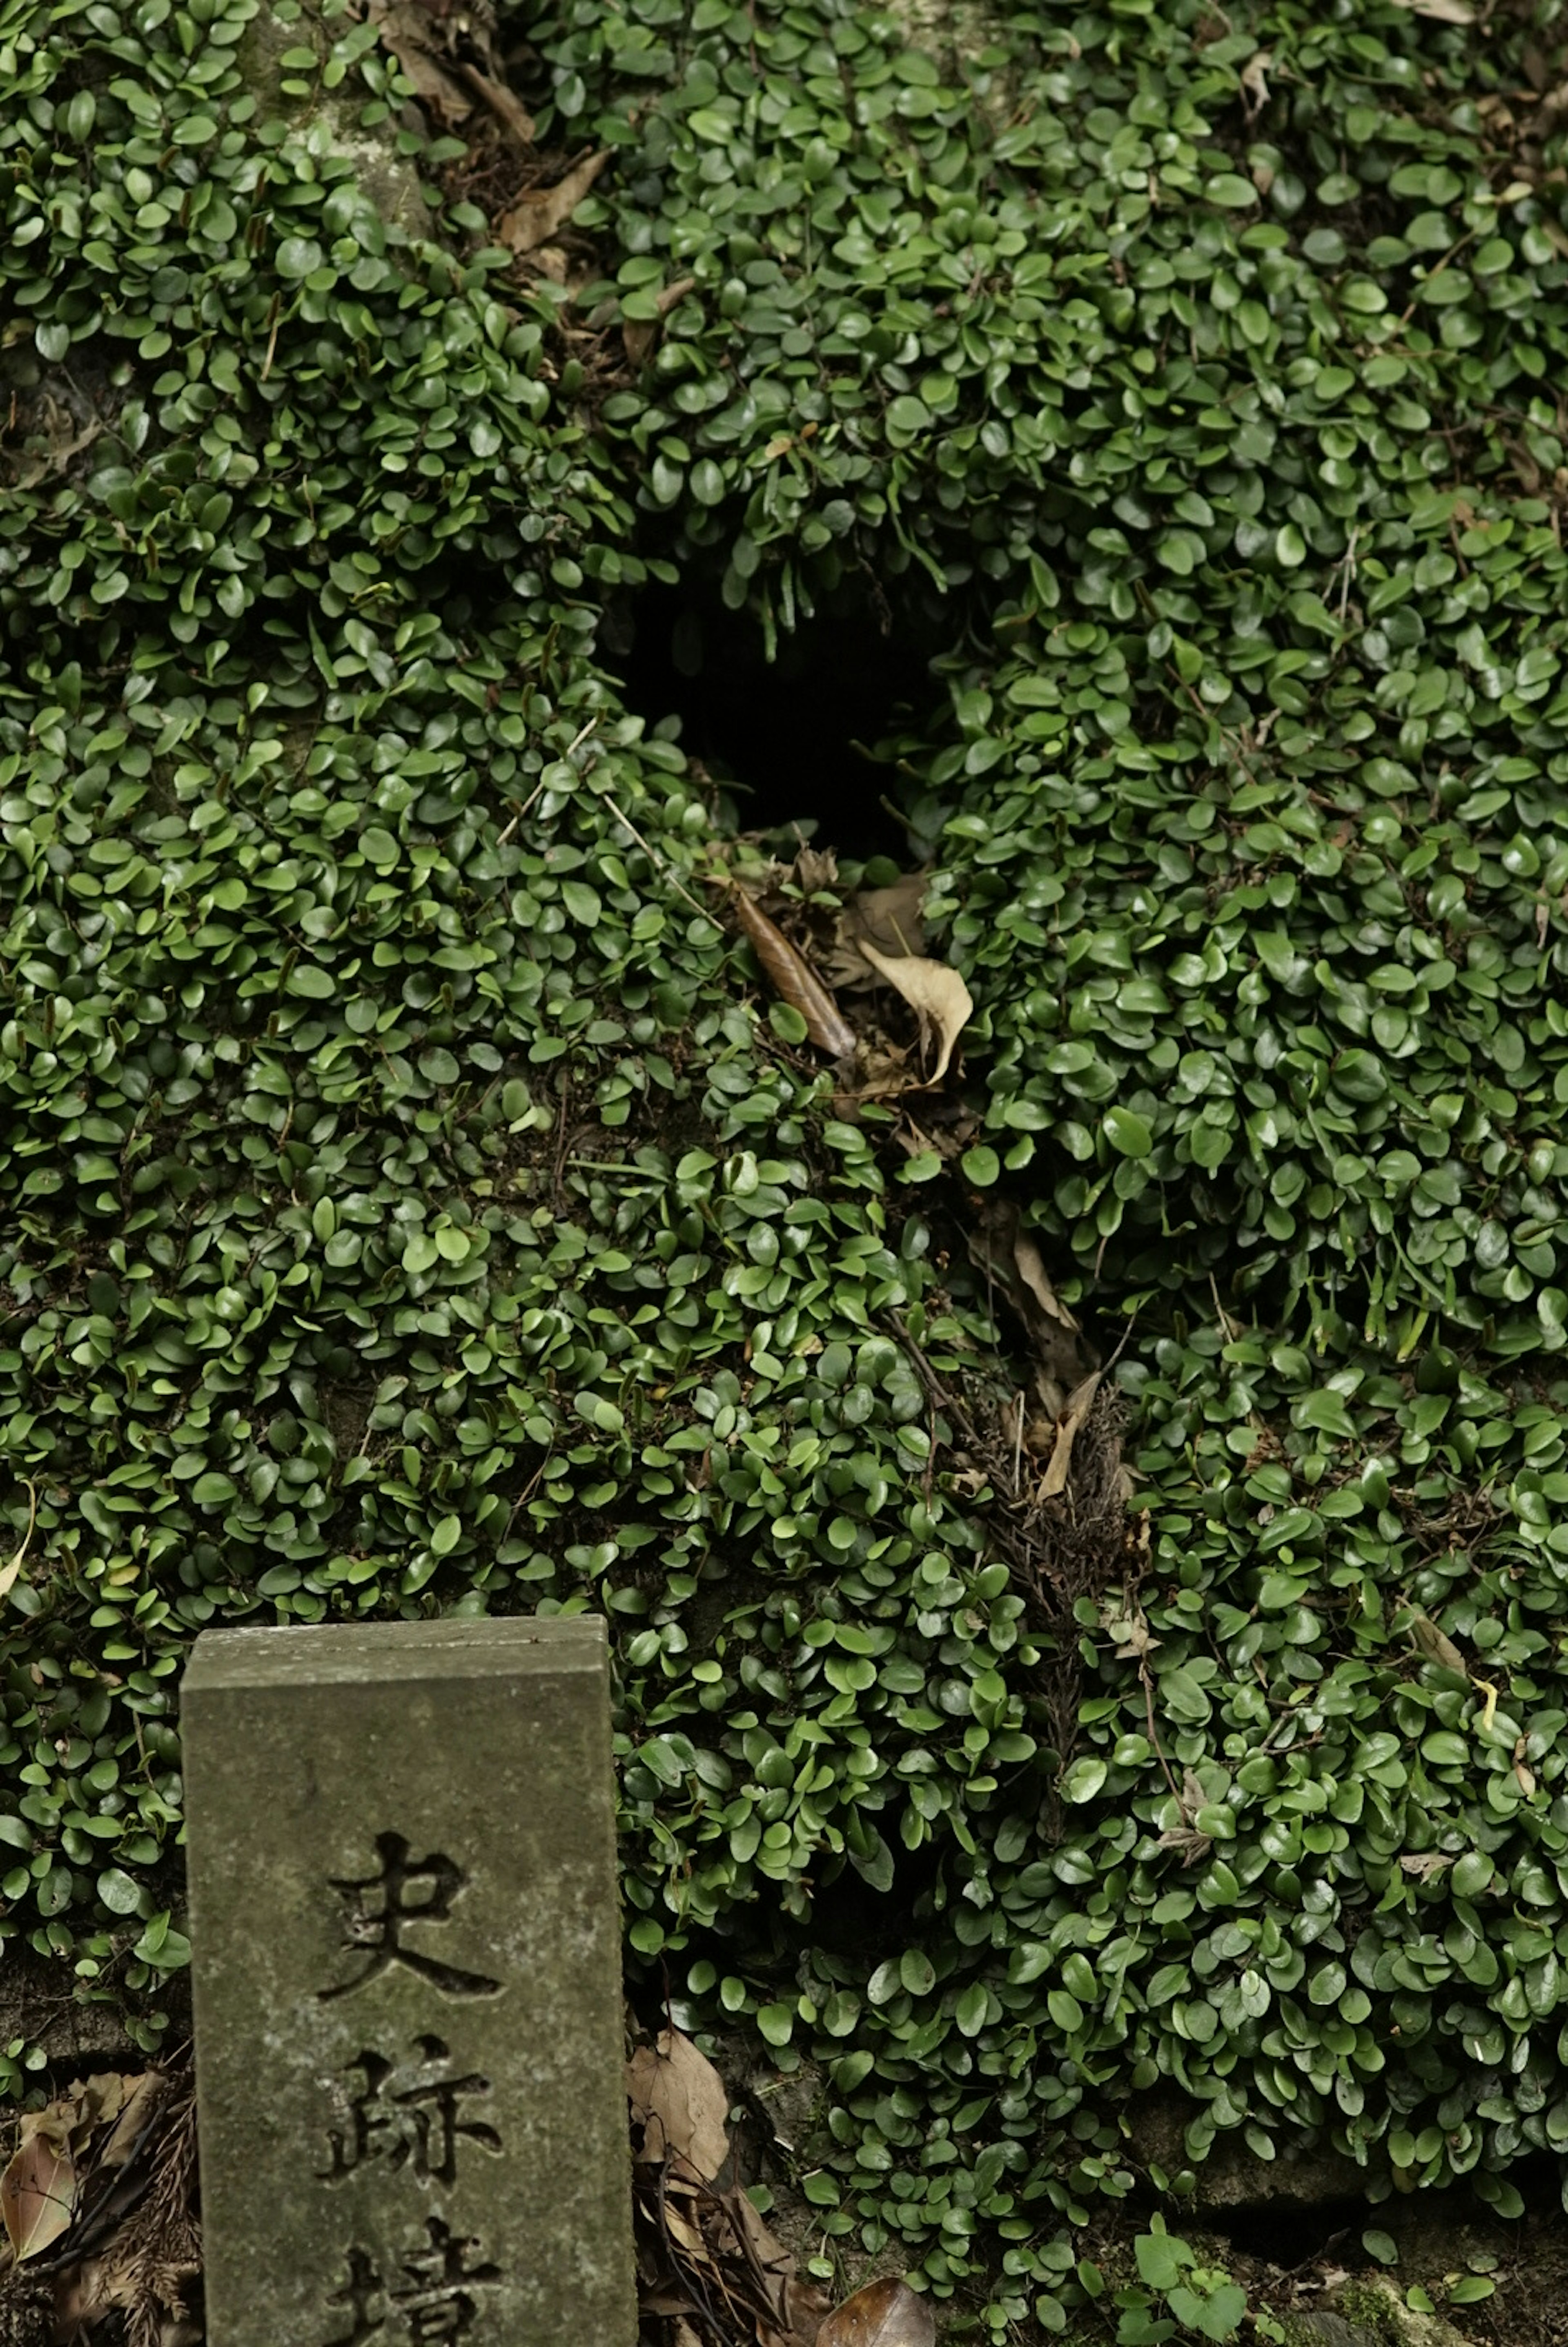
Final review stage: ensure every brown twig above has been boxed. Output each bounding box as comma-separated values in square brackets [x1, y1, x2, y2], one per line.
[551, 1072, 572, 1204]
[1140, 1659, 1185, 1809]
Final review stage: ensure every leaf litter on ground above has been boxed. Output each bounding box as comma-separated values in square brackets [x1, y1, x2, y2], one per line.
[854, 942, 972, 1089]
[0, 2064, 199, 2347]
[497, 149, 611, 254]
[0, 2070, 163, 2267]
[628, 2030, 927, 2347]
[814, 2276, 937, 2347]
[628, 2026, 732, 2182]
[828, 872, 929, 981]
[967, 1201, 1096, 1407]
[363, 0, 476, 125]
[731, 890, 856, 1057]
[1038, 1370, 1105, 1501]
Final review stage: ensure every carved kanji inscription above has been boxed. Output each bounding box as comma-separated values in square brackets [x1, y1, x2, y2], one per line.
[318, 1834, 502, 2003]
[183, 1617, 636, 2344]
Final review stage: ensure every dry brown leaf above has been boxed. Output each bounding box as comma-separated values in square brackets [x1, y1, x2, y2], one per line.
[967, 1204, 1094, 1393]
[761, 2281, 840, 2347]
[793, 845, 840, 897]
[1408, 1614, 1468, 1676]
[894, 1110, 963, 1165]
[51, 2070, 199, 2347]
[1040, 1371, 1103, 1501]
[1012, 1235, 1080, 1335]
[1240, 46, 1272, 113]
[673, 2322, 703, 2347]
[838, 1039, 914, 1109]
[454, 61, 535, 148]
[1158, 1825, 1213, 1868]
[627, 2028, 731, 2182]
[830, 872, 929, 984]
[642, 2286, 697, 2318]
[1389, 0, 1473, 18]
[734, 890, 856, 1056]
[728, 2189, 831, 2346]
[726, 2184, 795, 2289]
[497, 150, 610, 255]
[1, 2118, 76, 2262]
[9, 406, 101, 492]
[1399, 1852, 1455, 1880]
[0, 2069, 169, 2289]
[82, 2071, 156, 2156]
[664, 2194, 709, 2260]
[1106, 1608, 1158, 1661]
[0, 1477, 37, 1601]
[365, 0, 472, 120]
[857, 941, 972, 1086]
[817, 2275, 938, 2347]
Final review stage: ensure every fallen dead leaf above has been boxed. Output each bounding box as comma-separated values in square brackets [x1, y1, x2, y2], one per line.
[1408, 1613, 1467, 1676]
[663, 2190, 709, 2259]
[365, 0, 473, 121]
[730, 2188, 831, 2346]
[1158, 1823, 1214, 1867]
[1, 2070, 167, 2273]
[0, 1477, 38, 1600]
[792, 844, 840, 897]
[1104, 1602, 1159, 1661]
[0, 2117, 75, 2262]
[1399, 1852, 1456, 1880]
[816, 2275, 937, 2347]
[830, 872, 929, 984]
[51, 2070, 200, 2346]
[840, 1037, 914, 1106]
[967, 1203, 1095, 1396]
[7, 401, 101, 492]
[497, 149, 610, 255]
[857, 941, 972, 1086]
[1040, 1371, 1103, 1501]
[734, 890, 856, 1057]
[1240, 46, 1271, 114]
[1012, 1234, 1079, 1337]
[454, 61, 534, 148]
[627, 2028, 731, 2182]
[88, 2070, 164, 2173]
[894, 1109, 964, 1165]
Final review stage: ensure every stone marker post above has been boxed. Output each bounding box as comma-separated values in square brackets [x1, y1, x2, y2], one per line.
[182, 1615, 636, 2347]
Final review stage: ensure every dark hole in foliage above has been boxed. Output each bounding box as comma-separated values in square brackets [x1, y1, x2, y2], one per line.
[601, 572, 952, 868]
[1207, 2150, 1564, 2259]
[1208, 2194, 1379, 2266]
[629, 1840, 945, 2047]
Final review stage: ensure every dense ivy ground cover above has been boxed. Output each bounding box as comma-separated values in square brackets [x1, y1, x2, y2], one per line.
[5, 0, 1568, 2326]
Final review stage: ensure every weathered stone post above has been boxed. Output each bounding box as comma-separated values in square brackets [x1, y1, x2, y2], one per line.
[182, 1615, 636, 2346]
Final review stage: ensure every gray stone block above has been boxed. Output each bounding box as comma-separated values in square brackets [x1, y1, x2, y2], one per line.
[182, 1616, 635, 2347]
